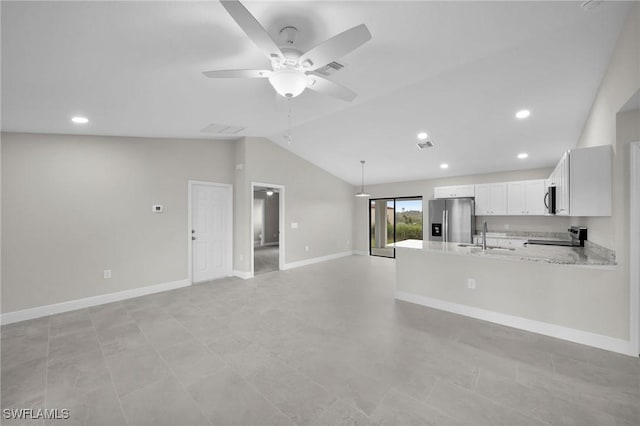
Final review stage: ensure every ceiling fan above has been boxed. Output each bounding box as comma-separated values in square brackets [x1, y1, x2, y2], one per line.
[203, 0, 372, 101]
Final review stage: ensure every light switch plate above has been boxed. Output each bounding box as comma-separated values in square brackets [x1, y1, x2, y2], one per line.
[291, 222, 298, 229]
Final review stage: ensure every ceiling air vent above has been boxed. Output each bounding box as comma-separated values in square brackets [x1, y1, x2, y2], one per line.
[201, 123, 246, 135]
[314, 61, 345, 77]
[417, 141, 435, 150]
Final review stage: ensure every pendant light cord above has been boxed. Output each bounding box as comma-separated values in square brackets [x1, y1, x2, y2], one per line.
[360, 160, 366, 191]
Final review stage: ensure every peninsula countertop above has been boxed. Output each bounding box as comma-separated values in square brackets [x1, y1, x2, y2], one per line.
[390, 239, 616, 267]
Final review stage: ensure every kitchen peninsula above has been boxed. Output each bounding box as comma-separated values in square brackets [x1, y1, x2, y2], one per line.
[393, 239, 625, 353]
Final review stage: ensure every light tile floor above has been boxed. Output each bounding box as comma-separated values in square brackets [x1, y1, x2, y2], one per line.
[1, 255, 638, 425]
[254, 245, 279, 275]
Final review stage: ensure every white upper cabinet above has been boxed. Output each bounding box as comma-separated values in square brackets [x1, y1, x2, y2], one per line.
[475, 183, 507, 215]
[549, 152, 570, 216]
[507, 180, 546, 215]
[569, 145, 612, 216]
[547, 146, 611, 217]
[433, 185, 475, 199]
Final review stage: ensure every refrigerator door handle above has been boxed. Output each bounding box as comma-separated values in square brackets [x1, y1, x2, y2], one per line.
[444, 210, 449, 243]
[442, 210, 446, 243]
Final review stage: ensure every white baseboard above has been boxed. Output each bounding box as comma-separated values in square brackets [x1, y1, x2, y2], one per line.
[282, 251, 354, 270]
[1, 279, 191, 326]
[353, 250, 369, 256]
[233, 270, 253, 279]
[395, 291, 633, 356]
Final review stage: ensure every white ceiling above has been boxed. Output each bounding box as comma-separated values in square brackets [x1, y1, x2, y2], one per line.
[1, 1, 631, 185]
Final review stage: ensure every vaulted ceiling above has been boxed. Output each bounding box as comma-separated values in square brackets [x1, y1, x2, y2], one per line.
[1, 1, 631, 184]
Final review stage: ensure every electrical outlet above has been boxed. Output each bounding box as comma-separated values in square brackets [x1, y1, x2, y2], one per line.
[104, 269, 112, 279]
[305, 245, 309, 252]
[467, 278, 476, 289]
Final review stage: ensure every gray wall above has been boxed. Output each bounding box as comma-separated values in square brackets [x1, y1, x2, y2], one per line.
[233, 137, 354, 273]
[353, 167, 571, 253]
[1, 132, 235, 312]
[571, 3, 639, 341]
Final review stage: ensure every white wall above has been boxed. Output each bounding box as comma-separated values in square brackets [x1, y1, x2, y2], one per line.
[353, 167, 571, 253]
[233, 137, 354, 273]
[1, 132, 235, 313]
[571, 3, 640, 342]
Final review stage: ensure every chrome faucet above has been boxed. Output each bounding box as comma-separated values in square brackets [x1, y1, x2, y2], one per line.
[482, 220, 488, 250]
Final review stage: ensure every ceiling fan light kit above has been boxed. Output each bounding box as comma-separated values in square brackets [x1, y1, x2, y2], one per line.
[268, 68, 308, 98]
[204, 0, 371, 101]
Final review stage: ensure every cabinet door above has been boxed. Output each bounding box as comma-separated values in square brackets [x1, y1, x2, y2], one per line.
[524, 180, 546, 215]
[507, 182, 526, 215]
[474, 184, 491, 215]
[557, 153, 570, 215]
[490, 183, 507, 215]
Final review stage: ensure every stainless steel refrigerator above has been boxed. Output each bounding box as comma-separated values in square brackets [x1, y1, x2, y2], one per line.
[428, 198, 475, 243]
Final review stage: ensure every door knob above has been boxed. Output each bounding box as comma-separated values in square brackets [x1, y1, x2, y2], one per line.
[192, 236, 196, 241]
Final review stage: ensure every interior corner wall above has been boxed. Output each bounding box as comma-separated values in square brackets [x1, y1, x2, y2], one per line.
[233, 137, 354, 274]
[353, 167, 566, 253]
[1, 132, 235, 313]
[574, 3, 640, 251]
[570, 3, 639, 341]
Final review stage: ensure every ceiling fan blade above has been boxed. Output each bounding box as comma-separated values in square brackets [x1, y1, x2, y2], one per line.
[220, 0, 284, 62]
[203, 69, 271, 78]
[306, 74, 357, 102]
[299, 24, 371, 71]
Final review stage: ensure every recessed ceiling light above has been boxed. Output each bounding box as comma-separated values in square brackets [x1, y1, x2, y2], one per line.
[71, 116, 89, 124]
[440, 163, 449, 169]
[515, 110, 530, 119]
[417, 132, 428, 140]
[517, 152, 529, 159]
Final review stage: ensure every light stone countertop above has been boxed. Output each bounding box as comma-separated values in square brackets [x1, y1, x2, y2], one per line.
[390, 239, 616, 267]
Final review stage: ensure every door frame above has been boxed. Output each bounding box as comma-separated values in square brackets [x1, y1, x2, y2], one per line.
[630, 141, 640, 356]
[251, 182, 285, 275]
[187, 180, 233, 284]
[368, 196, 423, 258]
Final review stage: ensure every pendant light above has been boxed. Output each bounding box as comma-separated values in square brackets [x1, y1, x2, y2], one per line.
[355, 160, 371, 197]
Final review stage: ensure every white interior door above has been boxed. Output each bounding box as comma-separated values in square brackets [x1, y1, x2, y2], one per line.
[192, 183, 231, 283]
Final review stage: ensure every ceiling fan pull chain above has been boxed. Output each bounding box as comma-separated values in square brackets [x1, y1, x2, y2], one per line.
[286, 98, 293, 145]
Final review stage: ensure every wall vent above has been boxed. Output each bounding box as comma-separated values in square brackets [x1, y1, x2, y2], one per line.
[201, 123, 246, 135]
[314, 61, 345, 77]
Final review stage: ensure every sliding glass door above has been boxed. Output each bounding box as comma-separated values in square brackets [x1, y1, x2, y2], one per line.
[369, 197, 423, 258]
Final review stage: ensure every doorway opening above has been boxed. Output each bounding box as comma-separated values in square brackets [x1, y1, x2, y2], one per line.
[188, 181, 233, 283]
[369, 196, 423, 258]
[252, 183, 284, 275]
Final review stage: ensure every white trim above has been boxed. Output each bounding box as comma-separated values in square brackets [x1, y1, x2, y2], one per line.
[354, 250, 369, 256]
[251, 182, 285, 276]
[1, 279, 191, 325]
[395, 291, 633, 356]
[282, 251, 353, 270]
[233, 270, 253, 280]
[188, 180, 233, 283]
[630, 141, 640, 356]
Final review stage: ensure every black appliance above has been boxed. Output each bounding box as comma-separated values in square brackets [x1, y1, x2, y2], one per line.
[526, 226, 588, 247]
[544, 186, 556, 215]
